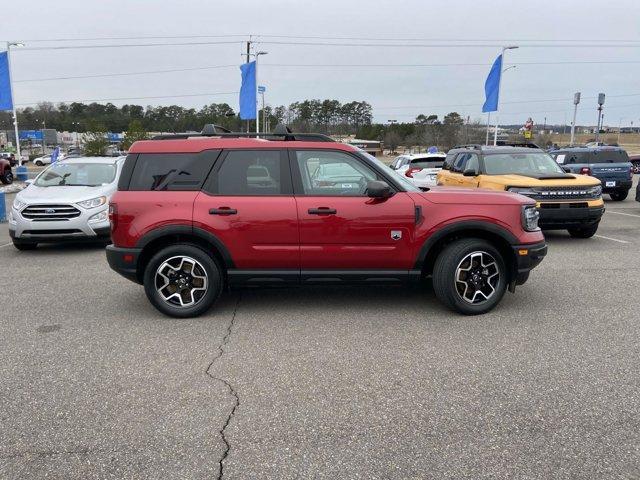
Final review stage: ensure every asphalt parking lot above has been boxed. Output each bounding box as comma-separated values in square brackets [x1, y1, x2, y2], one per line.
[1, 187, 639, 479]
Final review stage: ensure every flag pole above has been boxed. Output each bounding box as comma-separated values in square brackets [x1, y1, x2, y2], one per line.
[6, 42, 22, 165]
[485, 112, 491, 145]
[494, 45, 518, 146]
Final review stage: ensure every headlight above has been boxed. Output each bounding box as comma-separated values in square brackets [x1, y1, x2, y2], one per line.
[77, 196, 107, 209]
[88, 210, 109, 223]
[507, 187, 537, 197]
[587, 185, 602, 198]
[521, 205, 540, 232]
[12, 198, 26, 211]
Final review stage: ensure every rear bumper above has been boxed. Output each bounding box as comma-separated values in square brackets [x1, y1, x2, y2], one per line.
[602, 179, 632, 193]
[512, 241, 547, 287]
[106, 245, 142, 283]
[538, 205, 604, 230]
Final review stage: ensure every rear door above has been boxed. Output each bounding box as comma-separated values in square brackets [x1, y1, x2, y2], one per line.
[193, 149, 299, 270]
[291, 148, 416, 270]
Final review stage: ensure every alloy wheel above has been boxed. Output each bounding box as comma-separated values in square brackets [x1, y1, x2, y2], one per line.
[454, 251, 500, 304]
[155, 255, 208, 308]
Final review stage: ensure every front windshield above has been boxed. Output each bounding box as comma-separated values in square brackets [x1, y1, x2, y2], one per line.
[35, 162, 117, 187]
[358, 150, 421, 192]
[483, 152, 565, 175]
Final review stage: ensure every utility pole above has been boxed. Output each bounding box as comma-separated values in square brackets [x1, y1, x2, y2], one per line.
[570, 92, 580, 146]
[6, 42, 24, 165]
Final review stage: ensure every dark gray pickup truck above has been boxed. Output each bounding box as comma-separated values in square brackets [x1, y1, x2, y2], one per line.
[550, 147, 634, 201]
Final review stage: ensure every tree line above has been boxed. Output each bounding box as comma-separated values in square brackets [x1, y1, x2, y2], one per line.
[0, 100, 484, 151]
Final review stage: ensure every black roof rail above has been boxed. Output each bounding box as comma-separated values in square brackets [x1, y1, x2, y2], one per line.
[451, 144, 483, 150]
[495, 141, 541, 149]
[151, 123, 335, 142]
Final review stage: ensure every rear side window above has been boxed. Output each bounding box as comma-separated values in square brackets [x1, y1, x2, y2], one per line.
[442, 153, 456, 170]
[410, 157, 444, 169]
[209, 150, 290, 195]
[587, 150, 630, 164]
[127, 151, 220, 191]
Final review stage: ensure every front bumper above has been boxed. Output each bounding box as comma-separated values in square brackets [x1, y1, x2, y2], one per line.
[511, 241, 547, 287]
[537, 204, 604, 230]
[9, 205, 111, 243]
[106, 245, 142, 283]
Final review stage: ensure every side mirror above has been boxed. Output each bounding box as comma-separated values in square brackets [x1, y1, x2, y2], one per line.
[462, 168, 478, 177]
[562, 167, 571, 173]
[366, 180, 393, 199]
[25, 179, 33, 185]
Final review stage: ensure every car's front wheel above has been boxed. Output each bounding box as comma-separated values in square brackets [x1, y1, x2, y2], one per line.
[432, 238, 507, 315]
[610, 190, 628, 201]
[568, 222, 599, 238]
[35, 160, 43, 166]
[1, 171, 13, 184]
[143, 244, 223, 318]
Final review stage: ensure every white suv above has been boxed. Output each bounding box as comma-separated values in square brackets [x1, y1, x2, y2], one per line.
[9, 157, 125, 250]
[390, 153, 446, 189]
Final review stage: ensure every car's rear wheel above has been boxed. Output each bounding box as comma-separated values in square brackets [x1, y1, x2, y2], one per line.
[35, 160, 43, 166]
[1, 171, 13, 184]
[13, 241, 37, 250]
[610, 190, 628, 201]
[568, 222, 599, 238]
[143, 244, 223, 318]
[432, 238, 507, 315]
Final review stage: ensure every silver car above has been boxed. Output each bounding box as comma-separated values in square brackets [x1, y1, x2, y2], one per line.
[8, 157, 125, 250]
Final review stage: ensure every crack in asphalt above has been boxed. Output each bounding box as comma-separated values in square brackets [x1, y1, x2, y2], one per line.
[206, 293, 241, 480]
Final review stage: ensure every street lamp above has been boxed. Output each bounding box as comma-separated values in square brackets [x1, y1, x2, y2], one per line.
[6, 41, 24, 165]
[493, 45, 519, 146]
[254, 51, 268, 134]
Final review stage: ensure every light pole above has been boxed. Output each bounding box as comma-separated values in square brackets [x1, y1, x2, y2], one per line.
[618, 117, 624, 145]
[570, 92, 580, 146]
[494, 45, 519, 146]
[6, 41, 24, 165]
[254, 51, 268, 133]
[487, 65, 516, 145]
[595, 93, 605, 143]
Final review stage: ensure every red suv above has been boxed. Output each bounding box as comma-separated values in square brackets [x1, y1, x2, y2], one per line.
[106, 126, 547, 317]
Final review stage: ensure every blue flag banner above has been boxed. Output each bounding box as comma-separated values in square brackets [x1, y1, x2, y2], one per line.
[239, 61, 256, 120]
[482, 54, 502, 113]
[0, 52, 13, 111]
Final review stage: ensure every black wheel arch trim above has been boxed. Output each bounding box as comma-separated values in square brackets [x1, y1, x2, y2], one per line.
[414, 220, 519, 270]
[135, 224, 235, 268]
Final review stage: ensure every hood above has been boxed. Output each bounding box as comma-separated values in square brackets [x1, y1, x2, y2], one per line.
[487, 173, 600, 187]
[16, 184, 116, 205]
[418, 186, 533, 205]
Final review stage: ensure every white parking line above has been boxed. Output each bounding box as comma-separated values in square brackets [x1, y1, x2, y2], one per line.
[594, 234, 630, 244]
[0, 242, 13, 248]
[608, 211, 640, 219]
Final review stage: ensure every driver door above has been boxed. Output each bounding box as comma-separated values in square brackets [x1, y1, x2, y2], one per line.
[291, 149, 417, 270]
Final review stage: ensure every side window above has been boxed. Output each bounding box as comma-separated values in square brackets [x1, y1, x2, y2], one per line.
[391, 156, 403, 169]
[295, 150, 380, 196]
[442, 153, 456, 171]
[212, 150, 286, 195]
[452, 153, 468, 173]
[465, 154, 479, 173]
[128, 151, 219, 191]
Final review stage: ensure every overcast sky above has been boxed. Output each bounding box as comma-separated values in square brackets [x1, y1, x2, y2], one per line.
[3, 0, 640, 126]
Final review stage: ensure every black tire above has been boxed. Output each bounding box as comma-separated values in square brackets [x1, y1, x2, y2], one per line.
[1, 171, 13, 185]
[35, 160, 43, 166]
[568, 222, 599, 238]
[610, 190, 628, 201]
[143, 244, 224, 318]
[13, 241, 37, 251]
[432, 238, 507, 315]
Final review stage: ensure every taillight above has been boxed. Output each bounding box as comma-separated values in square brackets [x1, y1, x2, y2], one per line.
[108, 203, 117, 231]
[406, 167, 423, 178]
[579, 167, 591, 175]
[630, 166, 634, 178]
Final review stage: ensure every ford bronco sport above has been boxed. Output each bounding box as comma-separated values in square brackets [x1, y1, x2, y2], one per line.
[438, 144, 604, 238]
[106, 126, 546, 317]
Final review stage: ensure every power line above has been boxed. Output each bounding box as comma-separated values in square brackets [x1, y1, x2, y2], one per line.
[18, 41, 244, 51]
[9, 34, 249, 43]
[259, 40, 640, 48]
[15, 65, 239, 83]
[15, 91, 239, 106]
